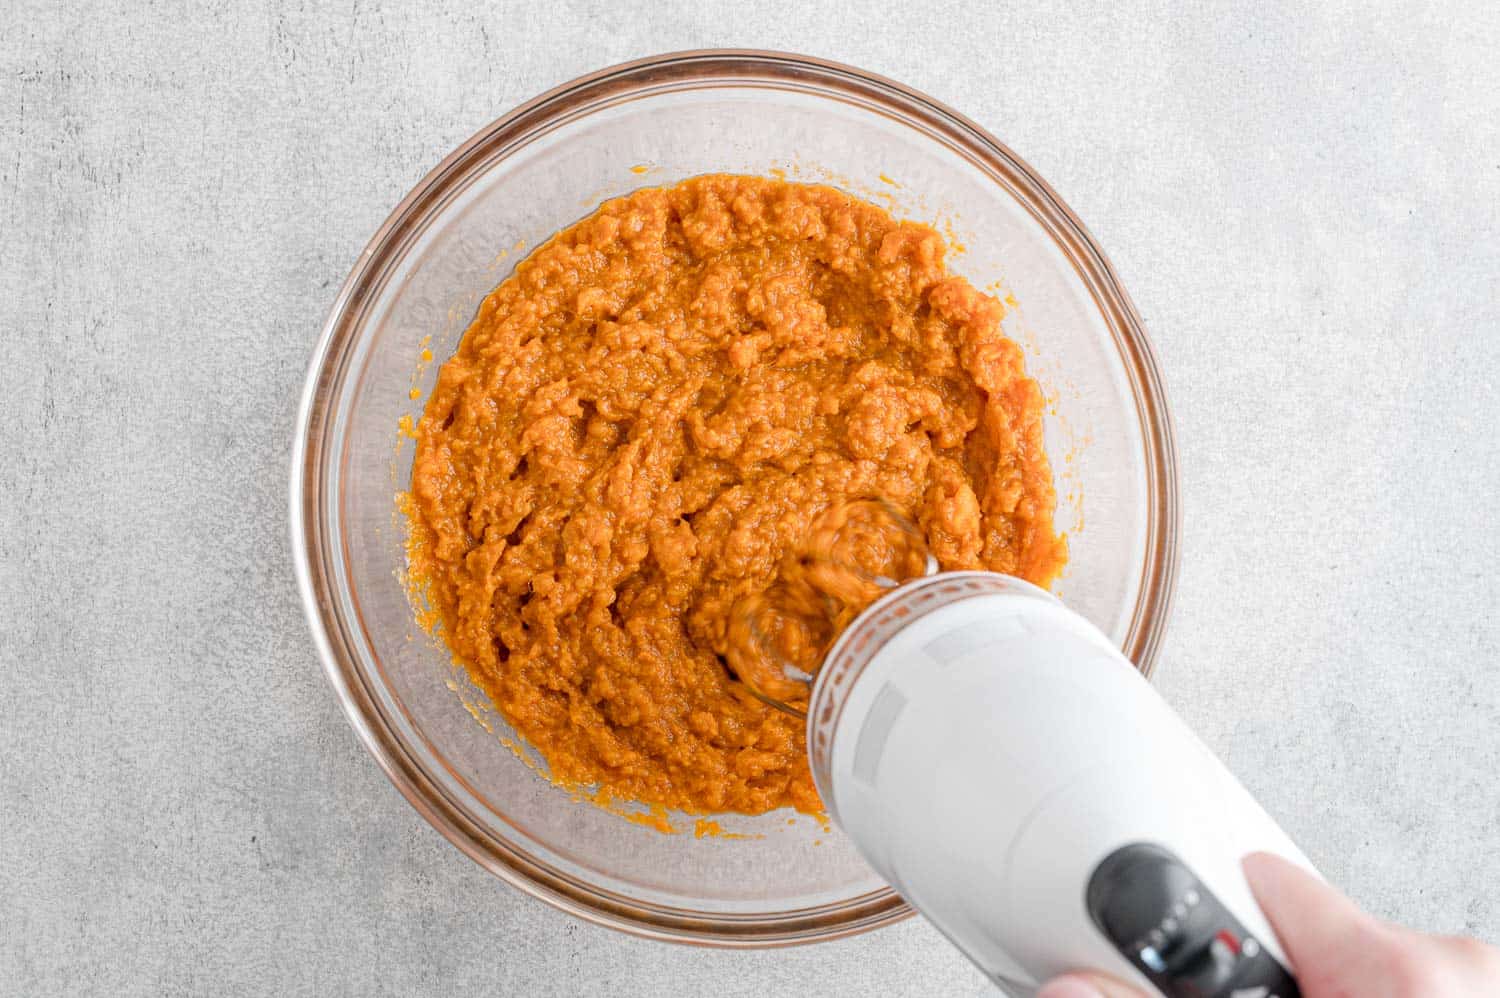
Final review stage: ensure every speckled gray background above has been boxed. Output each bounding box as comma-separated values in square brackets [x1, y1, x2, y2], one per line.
[3, 1, 1497, 995]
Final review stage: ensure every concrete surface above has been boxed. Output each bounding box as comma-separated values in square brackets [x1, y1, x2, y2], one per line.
[4, 1, 1498, 995]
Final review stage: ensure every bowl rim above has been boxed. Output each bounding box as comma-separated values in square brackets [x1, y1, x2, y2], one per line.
[289, 48, 1180, 948]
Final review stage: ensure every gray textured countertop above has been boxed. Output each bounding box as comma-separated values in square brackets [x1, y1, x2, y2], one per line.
[4, 2, 1498, 994]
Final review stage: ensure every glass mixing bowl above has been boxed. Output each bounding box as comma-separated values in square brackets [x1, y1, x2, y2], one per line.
[290, 50, 1178, 946]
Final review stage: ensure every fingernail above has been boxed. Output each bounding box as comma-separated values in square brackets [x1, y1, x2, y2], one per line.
[1241, 850, 1281, 874]
[1036, 978, 1105, 998]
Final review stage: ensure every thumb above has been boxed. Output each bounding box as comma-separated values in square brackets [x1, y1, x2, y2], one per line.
[1242, 851, 1374, 979]
[1036, 972, 1148, 998]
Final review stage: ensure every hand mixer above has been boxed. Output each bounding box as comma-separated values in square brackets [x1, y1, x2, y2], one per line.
[730, 501, 1312, 998]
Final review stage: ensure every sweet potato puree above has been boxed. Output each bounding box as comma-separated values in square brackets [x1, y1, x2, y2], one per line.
[408, 174, 1066, 815]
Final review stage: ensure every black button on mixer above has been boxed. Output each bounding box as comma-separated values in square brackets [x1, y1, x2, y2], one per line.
[1085, 843, 1300, 998]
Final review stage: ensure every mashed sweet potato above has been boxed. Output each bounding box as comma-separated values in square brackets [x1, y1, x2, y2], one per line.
[408, 174, 1066, 815]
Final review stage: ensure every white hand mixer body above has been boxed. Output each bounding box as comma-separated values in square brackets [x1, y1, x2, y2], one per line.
[802, 571, 1311, 997]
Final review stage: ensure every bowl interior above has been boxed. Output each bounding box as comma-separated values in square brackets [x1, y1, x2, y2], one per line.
[314, 59, 1168, 938]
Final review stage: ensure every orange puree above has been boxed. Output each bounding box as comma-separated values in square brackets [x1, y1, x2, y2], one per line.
[408, 174, 1066, 815]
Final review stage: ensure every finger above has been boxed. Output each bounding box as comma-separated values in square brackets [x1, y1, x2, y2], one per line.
[1241, 851, 1374, 976]
[1036, 972, 1148, 998]
[1244, 853, 1500, 996]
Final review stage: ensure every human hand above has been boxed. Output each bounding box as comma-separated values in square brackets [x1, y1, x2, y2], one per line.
[1037, 852, 1500, 997]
